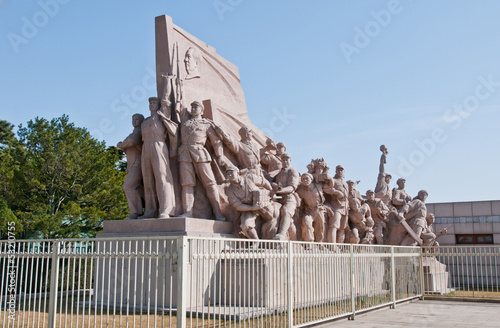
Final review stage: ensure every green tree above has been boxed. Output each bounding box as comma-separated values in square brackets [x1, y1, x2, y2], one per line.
[0, 120, 22, 238]
[0, 120, 18, 198]
[6, 115, 127, 239]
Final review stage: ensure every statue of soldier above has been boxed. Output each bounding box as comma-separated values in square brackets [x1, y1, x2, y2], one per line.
[220, 126, 263, 177]
[141, 97, 177, 218]
[225, 166, 278, 240]
[296, 173, 333, 243]
[272, 153, 299, 241]
[117, 113, 145, 220]
[260, 140, 286, 179]
[178, 101, 226, 221]
[421, 213, 449, 247]
[323, 165, 349, 243]
[365, 189, 390, 245]
[347, 180, 374, 244]
[385, 177, 412, 245]
[392, 178, 412, 210]
[400, 190, 429, 246]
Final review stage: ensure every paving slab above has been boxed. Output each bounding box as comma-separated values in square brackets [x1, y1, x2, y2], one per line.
[314, 300, 500, 327]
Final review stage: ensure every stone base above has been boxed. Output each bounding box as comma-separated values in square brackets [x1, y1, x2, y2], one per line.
[423, 257, 452, 294]
[100, 216, 235, 238]
[95, 217, 235, 309]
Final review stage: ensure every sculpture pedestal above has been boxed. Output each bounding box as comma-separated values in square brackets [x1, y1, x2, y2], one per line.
[95, 217, 234, 310]
[100, 216, 235, 238]
[422, 257, 452, 294]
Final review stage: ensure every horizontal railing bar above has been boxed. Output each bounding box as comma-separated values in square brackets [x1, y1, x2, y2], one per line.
[423, 253, 500, 256]
[0, 235, 182, 244]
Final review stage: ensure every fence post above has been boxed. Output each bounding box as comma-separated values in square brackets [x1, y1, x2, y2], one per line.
[390, 246, 396, 309]
[47, 240, 61, 328]
[349, 244, 355, 320]
[419, 247, 425, 300]
[287, 241, 294, 327]
[176, 236, 188, 328]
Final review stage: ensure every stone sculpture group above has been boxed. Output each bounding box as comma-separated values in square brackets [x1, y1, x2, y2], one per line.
[119, 98, 446, 247]
[116, 16, 448, 247]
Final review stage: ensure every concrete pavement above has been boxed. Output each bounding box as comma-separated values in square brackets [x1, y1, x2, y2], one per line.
[314, 300, 500, 327]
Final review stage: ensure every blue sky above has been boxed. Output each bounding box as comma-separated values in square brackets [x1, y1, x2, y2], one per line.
[1, 0, 499, 203]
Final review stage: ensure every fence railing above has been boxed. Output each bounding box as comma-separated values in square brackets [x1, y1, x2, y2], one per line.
[4, 236, 483, 328]
[422, 246, 500, 299]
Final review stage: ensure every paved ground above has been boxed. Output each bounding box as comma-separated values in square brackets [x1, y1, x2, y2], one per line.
[314, 300, 500, 327]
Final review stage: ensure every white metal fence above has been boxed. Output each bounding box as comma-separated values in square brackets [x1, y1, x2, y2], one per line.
[2, 236, 475, 328]
[422, 246, 500, 299]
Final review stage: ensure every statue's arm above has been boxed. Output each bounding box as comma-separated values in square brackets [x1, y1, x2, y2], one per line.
[228, 192, 258, 212]
[207, 124, 224, 158]
[119, 130, 141, 149]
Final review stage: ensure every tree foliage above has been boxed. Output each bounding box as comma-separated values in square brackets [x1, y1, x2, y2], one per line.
[0, 116, 127, 239]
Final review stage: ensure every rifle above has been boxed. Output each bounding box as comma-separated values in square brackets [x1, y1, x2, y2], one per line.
[175, 42, 183, 117]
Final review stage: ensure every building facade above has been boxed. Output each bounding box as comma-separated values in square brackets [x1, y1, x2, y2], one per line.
[427, 200, 500, 246]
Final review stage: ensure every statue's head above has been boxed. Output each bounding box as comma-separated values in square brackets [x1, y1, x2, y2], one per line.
[366, 189, 375, 201]
[396, 178, 405, 188]
[132, 113, 145, 128]
[184, 47, 199, 70]
[301, 173, 313, 186]
[226, 166, 240, 183]
[314, 158, 329, 174]
[426, 213, 435, 225]
[148, 97, 160, 112]
[238, 126, 253, 140]
[189, 101, 204, 117]
[335, 165, 345, 178]
[417, 190, 428, 202]
[384, 173, 392, 184]
[276, 142, 286, 155]
[281, 153, 291, 168]
[380, 144, 388, 154]
[265, 138, 276, 149]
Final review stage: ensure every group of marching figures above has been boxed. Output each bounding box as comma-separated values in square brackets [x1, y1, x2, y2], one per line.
[118, 81, 447, 246]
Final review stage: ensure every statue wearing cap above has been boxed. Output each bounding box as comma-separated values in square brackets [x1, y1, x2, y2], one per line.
[178, 100, 226, 221]
[365, 189, 390, 245]
[391, 178, 412, 210]
[400, 190, 429, 246]
[225, 166, 278, 240]
[139, 96, 178, 218]
[296, 172, 333, 243]
[323, 165, 350, 243]
[260, 139, 286, 179]
[219, 125, 263, 177]
[346, 180, 374, 244]
[272, 153, 300, 241]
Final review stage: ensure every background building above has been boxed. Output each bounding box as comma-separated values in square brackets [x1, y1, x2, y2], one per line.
[428, 200, 500, 246]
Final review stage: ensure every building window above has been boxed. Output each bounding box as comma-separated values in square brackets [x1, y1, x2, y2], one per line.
[456, 234, 494, 245]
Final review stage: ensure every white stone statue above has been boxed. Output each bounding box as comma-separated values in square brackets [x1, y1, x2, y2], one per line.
[323, 165, 349, 243]
[296, 173, 332, 243]
[365, 189, 390, 245]
[260, 139, 286, 179]
[347, 180, 374, 244]
[140, 96, 177, 218]
[220, 126, 263, 177]
[400, 190, 429, 246]
[272, 153, 299, 241]
[117, 114, 145, 220]
[178, 101, 226, 221]
[375, 145, 392, 206]
[225, 166, 278, 240]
